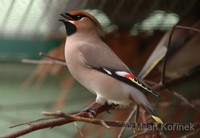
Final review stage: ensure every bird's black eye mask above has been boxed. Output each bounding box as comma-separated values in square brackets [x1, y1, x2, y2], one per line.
[60, 13, 86, 21]
[72, 14, 86, 20]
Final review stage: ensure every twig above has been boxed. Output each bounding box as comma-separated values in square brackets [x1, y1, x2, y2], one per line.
[175, 25, 200, 33]
[1, 104, 112, 138]
[73, 122, 85, 138]
[2, 110, 200, 138]
[133, 105, 139, 125]
[161, 25, 200, 84]
[155, 100, 200, 108]
[22, 59, 67, 66]
[153, 69, 200, 111]
[161, 26, 175, 84]
[153, 66, 200, 91]
[172, 90, 199, 111]
[180, 128, 200, 138]
[128, 130, 148, 138]
[39, 52, 66, 62]
[159, 131, 167, 138]
[117, 105, 137, 138]
[42, 111, 110, 128]
[9, 118, 54, 128]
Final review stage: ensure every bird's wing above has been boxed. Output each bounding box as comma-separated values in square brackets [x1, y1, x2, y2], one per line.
[94, 67, 160, 97]
[80, 42, 160, 97]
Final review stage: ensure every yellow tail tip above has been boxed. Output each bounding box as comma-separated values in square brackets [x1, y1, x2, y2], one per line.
[152, 115, 163, 124]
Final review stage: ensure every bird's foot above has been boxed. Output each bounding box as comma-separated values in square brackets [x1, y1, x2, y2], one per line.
[82, 108, 97, 118]
[106, 103, 118, 114]
[81, 102, 98, 118]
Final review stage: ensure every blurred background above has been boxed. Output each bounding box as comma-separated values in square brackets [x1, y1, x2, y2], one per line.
[0, 0, 199, 137]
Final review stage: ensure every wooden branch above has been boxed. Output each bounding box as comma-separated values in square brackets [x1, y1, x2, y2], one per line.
[172, 91, 200, 111]
[160, 25, 200, 84]
[180, 128, 200, 138]
[2, 100, 200, 138]
[73, 122, 84, 138]
[2, 68, 200, 138]
[42, 111, 110, 128]
[2, 110, 200, 138]
[1, 104, 112, 138]
[9, 118, 54, 128]
[129, 130, 148, 138]
[155, 100, 200, 108]
[175, 25, 200, 33]
[21, 52, 66, 66]
[39, 52, 66, 62]
[21, 59, 67, 66]
[152, 70, 200, 111]
[117, 105, 137, 137]
[161, 26, 175, 84]
[153, 67, 200, 91]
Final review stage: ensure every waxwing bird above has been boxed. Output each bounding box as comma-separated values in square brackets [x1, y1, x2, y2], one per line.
[139, 20, 200, 79]
[59, 10, 163, 124]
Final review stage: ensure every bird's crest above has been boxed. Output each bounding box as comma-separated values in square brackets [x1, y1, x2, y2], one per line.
[69, 11, 105, 38]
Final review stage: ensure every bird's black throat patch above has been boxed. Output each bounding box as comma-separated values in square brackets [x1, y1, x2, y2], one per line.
[62, 21, 77, 36]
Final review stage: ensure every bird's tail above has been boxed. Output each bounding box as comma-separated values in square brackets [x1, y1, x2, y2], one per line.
[144, 105, 163, 124]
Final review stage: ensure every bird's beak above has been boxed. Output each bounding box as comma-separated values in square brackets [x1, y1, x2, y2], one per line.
[59, 12, 77, 36]
[59, 13, 74, 23]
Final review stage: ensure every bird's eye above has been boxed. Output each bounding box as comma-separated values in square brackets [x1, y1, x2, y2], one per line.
[74, 15, 83, 20]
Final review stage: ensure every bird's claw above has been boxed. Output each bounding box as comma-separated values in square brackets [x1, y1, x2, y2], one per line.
[106, 103, 118, 114]
[82, 108, 97, 118]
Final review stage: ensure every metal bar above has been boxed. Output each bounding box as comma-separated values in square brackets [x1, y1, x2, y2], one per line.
[111, 0, 125, 20]
[181, 0, 198, 17]
[32, 0, 53, 37]
[15, 0, 35, 35]
[98, 0, 107, 10]
[48, 0, 72, 34]
[0, 0, 16, 35]
[79, 0, 89, 9]
[129, 0, 144, 18]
